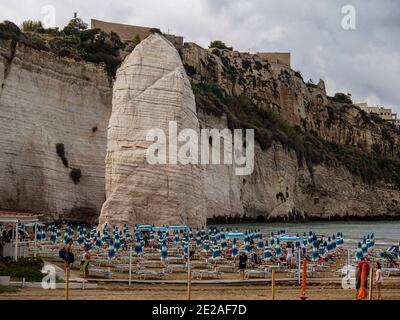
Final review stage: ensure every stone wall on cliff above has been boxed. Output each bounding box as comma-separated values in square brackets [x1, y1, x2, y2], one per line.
[0, 39, 112, 222]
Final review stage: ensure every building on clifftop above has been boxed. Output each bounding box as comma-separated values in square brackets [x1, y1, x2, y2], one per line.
[91, 19, 184, 49]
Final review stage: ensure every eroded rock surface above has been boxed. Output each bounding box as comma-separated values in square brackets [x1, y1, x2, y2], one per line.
[99, 34, 207, 227]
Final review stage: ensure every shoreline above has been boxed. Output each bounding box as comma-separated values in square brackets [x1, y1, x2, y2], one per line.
[208, 215, 400, 225]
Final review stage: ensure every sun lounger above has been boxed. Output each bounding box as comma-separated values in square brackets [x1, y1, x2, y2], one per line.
[244, 269, 270, 279]
[89, 268, 113, 278]
[217, 264, 237, 273]
[191, 261, 212, 269]
[137, 270, 167, 280]
[192, 269, 222, 280]
[382, 268, 400, 277]
[166, 264, 187, 273]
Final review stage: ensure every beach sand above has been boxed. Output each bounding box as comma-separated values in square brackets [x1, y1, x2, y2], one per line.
[1, 282, 400, 300]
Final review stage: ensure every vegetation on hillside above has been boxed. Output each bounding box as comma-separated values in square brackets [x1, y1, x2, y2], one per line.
[193, 81, 400, 186]
[209, 40, 233, 51]
[329, 92, 353, 104]
[0, 18, 125, 77]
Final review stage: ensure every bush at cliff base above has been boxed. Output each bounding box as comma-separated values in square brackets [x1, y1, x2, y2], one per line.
[0, 257, 44, 282]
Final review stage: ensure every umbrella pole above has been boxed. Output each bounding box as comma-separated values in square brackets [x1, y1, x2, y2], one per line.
[368, 267, 373, 300]
[65, 266, 70, 300]
[187, 244, 191, 300]
[271, 270, 276, 300]
[128, 246, 133, 287]
[297, 247, 301, 285]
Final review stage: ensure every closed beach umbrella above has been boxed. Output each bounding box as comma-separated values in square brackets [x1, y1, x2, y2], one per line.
[362, 238, 368, 256]
[212, 241, 220, 260]
[134, 238, 143, 255]
[257, 236, 264, 250]
[356, 242, 363, 261]
[312, 245, 319, 262]
[195, 231, 201, 247]
[319, 244, 326, 256]
[275, 240, 282, 258]
[263, 248, 273, 261]
[308, 231, 314, 245]
[174, 232, 180, 244]
[50, 231, 56, 244]
[160, 244, 168, 261]
[77, 233, 84, 245]
[221, 238, 228, 250]
[114, 237, 121, 251]
[231, 239, 238, 258]
[108, 241, 115, 261]
[203, 238, 210, 253]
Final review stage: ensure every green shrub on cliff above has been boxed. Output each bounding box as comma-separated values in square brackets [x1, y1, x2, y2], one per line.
[1, 18, 124, 78]
[209, 40, 233, 51]
[330, 92, 353, 104]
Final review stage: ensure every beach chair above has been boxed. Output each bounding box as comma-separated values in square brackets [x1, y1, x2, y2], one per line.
[217, 264, 237, 273]
[166, 264, 187, 273]
[89, 268, 113, 278]
[192, 269, 222, 280]
[137, 269, 167, 280]
[244, 269, 270, 279]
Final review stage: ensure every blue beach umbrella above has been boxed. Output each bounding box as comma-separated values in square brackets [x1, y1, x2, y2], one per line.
[160, 244, 168, 261]
[134, 238, 143, 255]
[319, 244, 326, 256]
[77, 234, 84, 246]
[362, 238, 368, 256]
[312, 245, 319, 262]
[308, 231, 314, 245]
[263, 248, 273, 261]
[275, 240, 282, 258]
[212, 242, 220, 260]
[356, 242, 363, 261]
[114, 237, 121, 251]
[257, 236, 264, 250]
[231, 239, 238, 258]
[50, 232, 56, 244]
[203, 238, 210, 253]
[108, 241, 115, 261]
[221, 238, 228, 250]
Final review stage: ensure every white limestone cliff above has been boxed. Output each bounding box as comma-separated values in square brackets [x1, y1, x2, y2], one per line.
[98, 34, 207, 227]
[0, 39, 111, 222]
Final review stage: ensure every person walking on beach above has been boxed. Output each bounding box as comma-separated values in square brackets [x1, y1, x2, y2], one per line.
[60, 239, 75, 270]
[286, 243, 293, 267]
[375, 262, 383, 300]
[80, 244, 91, 279]
[239, 252, 247, 280]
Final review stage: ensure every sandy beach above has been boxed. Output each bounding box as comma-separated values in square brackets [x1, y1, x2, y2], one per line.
[1, 282, 400, 300]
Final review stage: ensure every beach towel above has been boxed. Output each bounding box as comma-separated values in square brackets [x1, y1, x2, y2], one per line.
[357, 263, 368, 300]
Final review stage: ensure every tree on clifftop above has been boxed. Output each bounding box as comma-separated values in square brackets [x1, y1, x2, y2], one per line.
[209, 40, 233, 50]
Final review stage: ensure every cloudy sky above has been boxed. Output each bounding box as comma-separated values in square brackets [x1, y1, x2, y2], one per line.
[1, 0, 399, 111]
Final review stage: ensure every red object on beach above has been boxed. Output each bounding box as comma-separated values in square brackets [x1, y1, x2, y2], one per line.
[300, 258, 307, 300]
[357, 263, 368, 300]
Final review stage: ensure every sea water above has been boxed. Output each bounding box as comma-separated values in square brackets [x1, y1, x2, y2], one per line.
[211, 220, 400, 248]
